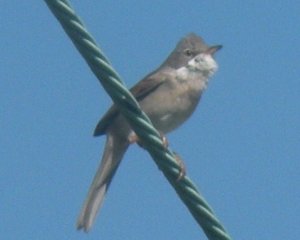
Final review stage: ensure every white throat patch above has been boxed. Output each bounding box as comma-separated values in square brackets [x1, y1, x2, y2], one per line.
[187, 53, 218, 77]
[176, 53, 218, 81]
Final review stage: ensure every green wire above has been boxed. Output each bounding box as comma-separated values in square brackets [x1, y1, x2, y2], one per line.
[44, 1, 232, 239]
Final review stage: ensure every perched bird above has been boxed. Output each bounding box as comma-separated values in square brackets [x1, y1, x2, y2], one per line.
[77, 33, 222, 231]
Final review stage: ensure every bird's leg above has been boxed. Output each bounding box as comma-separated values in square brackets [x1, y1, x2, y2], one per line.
[128, 132, 145, 148]
[128, 132, 139, 144]
[160, 133, 169, 148]
[172, 152, 186, 181]
[128, 132, 185, 179]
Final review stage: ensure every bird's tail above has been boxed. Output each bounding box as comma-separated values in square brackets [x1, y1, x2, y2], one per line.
[77, 133, 129, 232]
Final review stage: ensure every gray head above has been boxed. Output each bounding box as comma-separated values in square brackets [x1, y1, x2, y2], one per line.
[160, 33, 222, 69]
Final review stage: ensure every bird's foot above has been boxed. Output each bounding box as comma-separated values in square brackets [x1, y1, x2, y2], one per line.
[173, 152, 186, 181]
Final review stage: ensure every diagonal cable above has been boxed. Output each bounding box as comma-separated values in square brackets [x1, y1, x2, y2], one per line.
[44, 1, 232, 239]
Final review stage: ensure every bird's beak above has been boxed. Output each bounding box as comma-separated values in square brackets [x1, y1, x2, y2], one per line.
[206, 45, 223, 55]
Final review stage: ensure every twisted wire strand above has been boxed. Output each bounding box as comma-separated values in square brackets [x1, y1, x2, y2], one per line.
[45, 1, 232, 239]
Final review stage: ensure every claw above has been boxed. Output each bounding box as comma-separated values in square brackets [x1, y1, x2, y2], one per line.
[173, 152, 186, 181]
[160, 133, 169, 148]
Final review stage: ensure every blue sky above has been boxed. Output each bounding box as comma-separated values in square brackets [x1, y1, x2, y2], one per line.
[1, 1, 299, 239]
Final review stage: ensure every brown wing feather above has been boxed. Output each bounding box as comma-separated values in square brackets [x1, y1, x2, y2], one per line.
[93, 70, 166, 136]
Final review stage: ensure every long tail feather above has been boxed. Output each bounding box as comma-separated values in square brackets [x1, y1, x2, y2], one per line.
[77, 133, 129, 231]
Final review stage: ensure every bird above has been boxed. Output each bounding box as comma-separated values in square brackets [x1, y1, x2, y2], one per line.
[77, 33, 222, 231]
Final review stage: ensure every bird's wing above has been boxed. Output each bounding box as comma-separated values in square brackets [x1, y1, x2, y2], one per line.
[93, 69, 168, 136]
[130, 70, 166, 101]
[93, 105, 119, 136]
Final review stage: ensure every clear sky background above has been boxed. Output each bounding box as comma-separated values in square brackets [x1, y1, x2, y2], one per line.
[1, 1, 299, 240]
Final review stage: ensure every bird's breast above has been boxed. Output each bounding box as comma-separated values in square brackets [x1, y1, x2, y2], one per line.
[140, 71, 205, 133]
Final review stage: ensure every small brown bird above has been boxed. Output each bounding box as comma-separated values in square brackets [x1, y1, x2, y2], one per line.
[77, 33, 222, 231]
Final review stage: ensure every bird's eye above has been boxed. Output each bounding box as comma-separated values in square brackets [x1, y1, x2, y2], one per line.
[184, 49, 192, 57]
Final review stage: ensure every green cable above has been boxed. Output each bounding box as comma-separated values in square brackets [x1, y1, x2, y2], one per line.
[45, 1, 232, 239]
